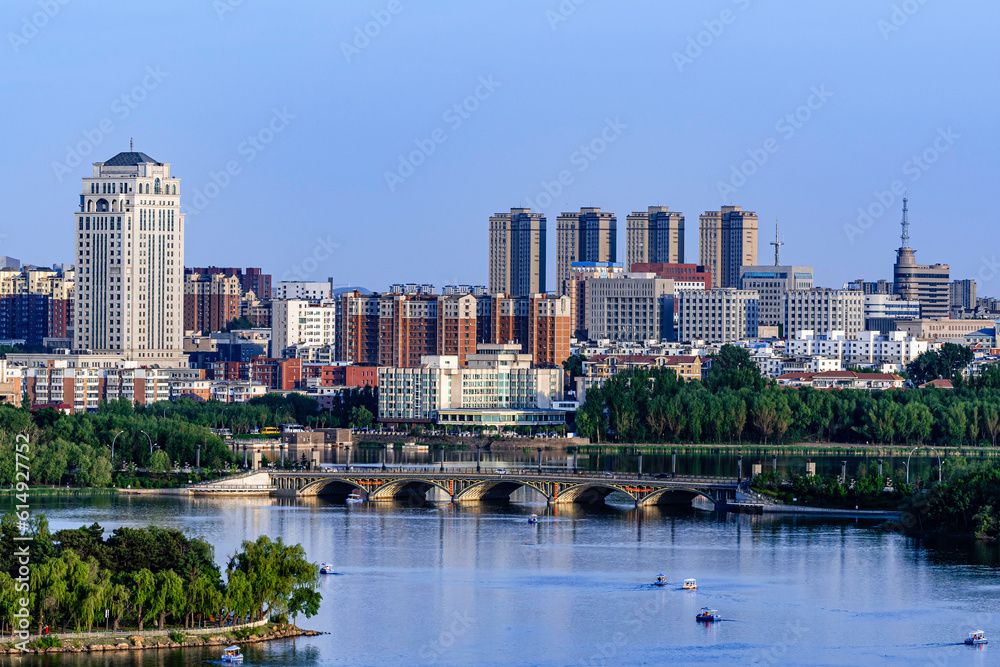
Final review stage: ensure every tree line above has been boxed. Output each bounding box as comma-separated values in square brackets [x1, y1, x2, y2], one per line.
[0, 516, 321, 635]
[575, 345, 1000, 447]
[0, 388, 378, 487]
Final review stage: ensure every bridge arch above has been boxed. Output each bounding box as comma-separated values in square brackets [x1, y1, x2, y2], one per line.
[552, 483, 637, 505]
[368, 478, 453, 504]
[298, 478, 367, 498]
[454, 479, 550, 503]
[637, 487, 720, 508]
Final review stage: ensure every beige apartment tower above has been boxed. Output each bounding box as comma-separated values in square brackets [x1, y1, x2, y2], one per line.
[556, 207, 617, 294]
[699, 206, 758, 288]
[74, 151, 186, 364]
[489, 208, 546, 297]
[626, 206, 684, 269]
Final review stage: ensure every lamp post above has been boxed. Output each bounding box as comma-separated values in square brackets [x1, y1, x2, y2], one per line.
[110, 430, 124, 469]
[476, 445, 481, 473]
[536, 447, 542, 474]
[906, 446, 943, 485]
[196, 444, 201, 470]
[737, 454, 743, 482]
[139, 430, 153, 455]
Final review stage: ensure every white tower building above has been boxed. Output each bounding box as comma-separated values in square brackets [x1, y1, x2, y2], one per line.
[74, 151, 186, 364]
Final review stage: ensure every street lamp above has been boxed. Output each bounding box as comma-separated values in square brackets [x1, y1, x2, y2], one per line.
[906, 446, 943, 485]
[110, 430, 124, 468]
[139, 430, 153, 455]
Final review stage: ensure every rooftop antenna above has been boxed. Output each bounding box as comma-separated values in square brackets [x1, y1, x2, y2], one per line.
[130, 138, 133, 151]
[900, 196, 910, 248]
[770, 218, 784, 266]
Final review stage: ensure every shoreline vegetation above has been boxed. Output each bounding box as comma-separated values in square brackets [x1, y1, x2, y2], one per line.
[0, 519, 322, 653]
[0, 622, 321, 655]
[574, 344, 1000, 450]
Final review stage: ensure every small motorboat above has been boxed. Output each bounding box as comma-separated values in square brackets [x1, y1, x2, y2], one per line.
[654, 574, 667, 587]
[320, 563, 334, 575]
[528, 514, 538, 524]
[346, 492, 363, 504]
[696, 608, 720, 623]
[965, 631, 988, 645]
[683, 578, 697, 590]
[222, 645, 244, 662]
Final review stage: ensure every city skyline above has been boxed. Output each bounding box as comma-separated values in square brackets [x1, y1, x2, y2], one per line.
[3, 2, 996, 294]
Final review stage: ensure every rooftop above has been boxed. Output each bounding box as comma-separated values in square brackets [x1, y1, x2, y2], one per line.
[102, 151, 160, 167]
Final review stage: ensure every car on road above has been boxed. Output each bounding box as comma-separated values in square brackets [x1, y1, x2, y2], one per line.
[655, 473, 670, 479]
[495, 468, 509, 475]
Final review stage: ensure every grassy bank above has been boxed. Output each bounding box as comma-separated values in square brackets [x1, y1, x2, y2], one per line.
[0, 486, 119, 497]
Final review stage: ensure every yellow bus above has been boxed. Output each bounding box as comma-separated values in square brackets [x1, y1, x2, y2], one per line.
[261, 427, 280, 436]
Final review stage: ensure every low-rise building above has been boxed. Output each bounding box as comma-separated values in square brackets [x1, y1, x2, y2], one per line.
[377, 344, 563, 424]
[575, 353, 701, 402]
[775, 370, 904, 390]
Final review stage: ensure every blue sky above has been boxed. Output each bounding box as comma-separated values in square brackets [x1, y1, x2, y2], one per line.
[2, 0, 997, 293]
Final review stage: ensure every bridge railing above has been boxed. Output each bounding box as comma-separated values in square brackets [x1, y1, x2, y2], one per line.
[270, 468, 738, 485]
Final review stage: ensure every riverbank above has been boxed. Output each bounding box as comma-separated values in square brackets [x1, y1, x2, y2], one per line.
[580, 442, 1000, 457]
[1, 623, 320, 655]
[760, 503, 901, 518]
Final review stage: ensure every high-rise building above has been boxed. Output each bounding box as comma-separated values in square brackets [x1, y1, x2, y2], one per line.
[489, 208, 546, 296]
[563, 262, 626, 337]
[556, 207, 617, 294]
[678, 289, 760, 343]
[892, 199, 949, 320]
[699, 206, 758, 288]
[183, 272, 241, 334]
[626, 206, 684, 269]
[783, 289, 864, 339]
[185, 267, 271, 301]
[847, 278, 894, 295]
[739, 266, 814, 328]
[74, 151, 185, 363]
[950, 279, 977, 310]
[585, 274, 675, 342]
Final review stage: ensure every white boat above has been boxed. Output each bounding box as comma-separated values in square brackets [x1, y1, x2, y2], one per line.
[222, 646, 243, 662]
[965, 631, 988, 645]
[683, 578, 697, 590]
[654, 574, 667, 587]
[320, 563, 334, 575]
[527, 514, 538, 524]
[346, 492, 363, 504]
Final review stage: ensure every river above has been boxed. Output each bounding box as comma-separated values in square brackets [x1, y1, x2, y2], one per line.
[6, 493, 998, 666]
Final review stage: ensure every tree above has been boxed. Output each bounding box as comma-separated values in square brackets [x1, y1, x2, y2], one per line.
[226, 535, 319, 621]
[150, 449, 171, 474]
[287, 587, 322, 627]
[131, 569, 156, 632]
[562, 354, 586, 387]
[706, 345, 767, 392]
[225, 316, 255, 332]
[348, 406, 374, 430]
[908, 343, 975, 386]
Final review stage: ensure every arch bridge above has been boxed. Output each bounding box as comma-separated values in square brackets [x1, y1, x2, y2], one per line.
[268, 470, 740, 508]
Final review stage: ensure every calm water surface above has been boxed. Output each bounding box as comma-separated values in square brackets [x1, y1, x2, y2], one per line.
[6, 495, 999, 666]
